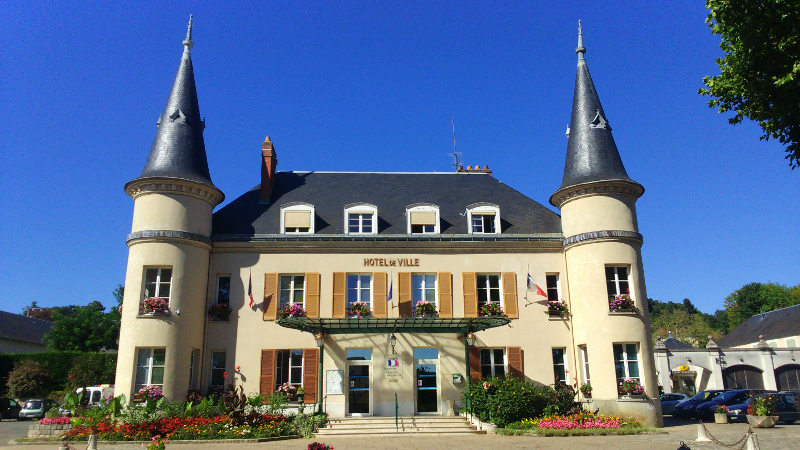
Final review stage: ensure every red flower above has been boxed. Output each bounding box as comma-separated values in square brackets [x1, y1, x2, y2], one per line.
[223, 371, 228, 378]
[236, 366, 241, 371]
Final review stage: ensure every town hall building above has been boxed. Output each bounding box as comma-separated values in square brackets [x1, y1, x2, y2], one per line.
[115, 18, 663, 426]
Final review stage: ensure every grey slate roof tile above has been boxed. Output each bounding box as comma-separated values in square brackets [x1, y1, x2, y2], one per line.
[0, 310, 53, 346]
[717, 304, 800, 348]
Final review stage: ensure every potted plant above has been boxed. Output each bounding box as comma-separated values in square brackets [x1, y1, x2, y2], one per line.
[278, 304, 307, 319]
[479, 303, 504, 317]
[308, 443, 334, 450]
[618, 378, 644, 396]
[297, 386, 305, 402]
[208, 303, 232, 321]
[276, 382, 299, 401]
[414, 300, 437, 317]
[142, 297, 169, 315]
[715, 404, 729, 423]
[348, 301, 371, 318]
[747, 394, 779, 428]
[547, 300, 569, 316]
[608, 294, 637, 313]
[579, 383, 592, 398]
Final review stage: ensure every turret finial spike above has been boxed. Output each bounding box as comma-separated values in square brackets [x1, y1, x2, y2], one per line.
[576, 20, 586, 60]
[183, 15, 194, 52]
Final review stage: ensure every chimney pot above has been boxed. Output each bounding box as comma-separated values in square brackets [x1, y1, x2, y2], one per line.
[466, 165, 472, 170]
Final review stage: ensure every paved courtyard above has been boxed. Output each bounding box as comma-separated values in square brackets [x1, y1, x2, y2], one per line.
[3, 419, 800, 450]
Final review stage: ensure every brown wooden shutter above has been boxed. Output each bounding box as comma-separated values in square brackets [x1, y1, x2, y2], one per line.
[507, 347, 523, 379]
[305, 273, 320, 318]
[302, 348, 319, 404]
[260, 349, 275, 396]
[469, 346, 481, 380]
[437, 272, 453, 318]
[398, 272, 412, 317]
[332, 272, 346, 318]
[462, 273, 477, 318]
[372, 272, 387, 318]
[502, 272, 518, 319]
[263, 274, 279, 321]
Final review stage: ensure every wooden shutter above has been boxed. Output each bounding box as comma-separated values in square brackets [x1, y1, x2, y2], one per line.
[502, 272, 518, 319]
[302, 348, 319, 404]
[332, 272, 346, 318]
[305, 273, 320, 318]
[437, 272, 452, 318]
[469, 346, 481, 380]
[263, 274, 279, 321]
[372, 272, 387, 318]
[398, 272, 412, 317]
[462, 273, 477, 318]
[260, 349, 275, 396]
[507, 347, 523, 379]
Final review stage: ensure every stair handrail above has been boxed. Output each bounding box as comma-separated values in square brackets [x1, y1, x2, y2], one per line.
[395, 392, 399, 432]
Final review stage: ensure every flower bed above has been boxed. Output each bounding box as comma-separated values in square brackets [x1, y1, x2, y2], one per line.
[39, 416, 72, 425]
[532, 411, 639, 429]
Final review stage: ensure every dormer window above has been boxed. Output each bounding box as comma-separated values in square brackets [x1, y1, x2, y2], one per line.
[406, 204, 440, 234]
[280, 203, 315, 234]
[344, 203, 378, 235]
[467, 203, 500, 234]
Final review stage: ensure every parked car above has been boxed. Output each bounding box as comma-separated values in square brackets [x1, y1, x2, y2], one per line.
[0, 398, 22, 420]
[659, 393, 690, 415]
[672, 390, 727, 419]
[727, 392, 800, 424]
[694, 389, 754, 421]
[18, 399, 57, 420]
[76, 385, 114, 406]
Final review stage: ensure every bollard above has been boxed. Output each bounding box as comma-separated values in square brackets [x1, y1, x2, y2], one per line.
[744, 433, 757, 450]
[86, 433, 97, 450]
[695, 424, 711, 442]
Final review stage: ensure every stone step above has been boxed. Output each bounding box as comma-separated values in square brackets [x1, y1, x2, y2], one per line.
[316, 428, 486, 436]
[318, 416, 483, 436]
[327, 417, 468, 424]
[321, 423, 478, 431]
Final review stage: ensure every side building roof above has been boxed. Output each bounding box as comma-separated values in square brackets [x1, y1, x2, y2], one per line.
[0, 310, 53, 347]
[213, 172, 562, 237]
[717, 304, 800, 348]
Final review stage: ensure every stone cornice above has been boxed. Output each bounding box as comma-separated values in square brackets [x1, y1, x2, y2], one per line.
[563, 230, 643, 249]
[127, 229, 212, 250]
[550, 180, 644, 209]
[124, 177, 224, 207]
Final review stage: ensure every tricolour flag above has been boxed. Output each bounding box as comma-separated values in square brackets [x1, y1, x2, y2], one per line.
[248, 272, 254, 307]
[527, 273, 548, 298]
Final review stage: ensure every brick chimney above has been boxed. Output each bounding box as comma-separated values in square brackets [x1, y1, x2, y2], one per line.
[457, 164, 492, 177]
[260, 136, 278, 203]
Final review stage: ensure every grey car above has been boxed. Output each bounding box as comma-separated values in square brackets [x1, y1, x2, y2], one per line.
[18, 399, 56, 420]
[659, 393, 690, 415]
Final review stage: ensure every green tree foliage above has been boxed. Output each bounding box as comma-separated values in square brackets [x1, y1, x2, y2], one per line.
[699, 0, 800, 168]
[724, 282, 800, 329]
[66, 353, 118, 390]
[6, 360, 50, 398]
[649, 299, 720, 348]
[45, 301, 120, 352]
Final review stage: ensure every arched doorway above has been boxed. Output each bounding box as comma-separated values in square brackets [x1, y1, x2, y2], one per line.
[722, 365, 764, 389]
[775, 364, 800, 391]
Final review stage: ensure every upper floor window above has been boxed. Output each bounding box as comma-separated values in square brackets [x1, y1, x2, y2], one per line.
[406, 204, 439, 234]
[344, 203, 377, 235]
[347, 274, 372, 316]
[281, 203, 315, 234]
[412, 274, 437, 313]
[216, 275, 231, 306]
[546, 274, 560, 300]
[605, 266, 630, 300]
[477, 274, 501, 310]
[280, 275, 305, 309]
[144, 268, 172, 301]
[466, 203, 500, 234]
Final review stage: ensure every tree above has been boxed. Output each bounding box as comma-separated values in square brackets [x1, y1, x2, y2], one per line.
[6, 360, 50, 398]
[699, 0, 800, 168]
[649, 298, 722, 348]
[723, 282, 800, 329]
[45, 301, 120, 352]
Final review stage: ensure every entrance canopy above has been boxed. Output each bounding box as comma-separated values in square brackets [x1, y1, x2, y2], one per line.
[277, 317, 510, 335]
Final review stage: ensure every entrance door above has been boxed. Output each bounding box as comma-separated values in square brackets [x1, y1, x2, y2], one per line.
[414, 347, 439, 414]
[346, 348, 372, 416]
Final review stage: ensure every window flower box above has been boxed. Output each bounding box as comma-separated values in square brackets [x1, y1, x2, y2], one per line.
[609, 294, 638, 313]
[479, 303, 504, 317]
[414, 300, 438, 317]
[208, 303, 232, 321]
[348, 301, 371, 318]
[618, 378, 644, 396]
[141, 297, 169, 315]
[547, 300, 569, 316]
[278, 304, 307, 319]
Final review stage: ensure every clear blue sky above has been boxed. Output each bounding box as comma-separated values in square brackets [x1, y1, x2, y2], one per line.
[0, 1, 796, 316]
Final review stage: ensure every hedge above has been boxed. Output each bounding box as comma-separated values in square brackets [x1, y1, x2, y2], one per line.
[0, 352, 116, 396]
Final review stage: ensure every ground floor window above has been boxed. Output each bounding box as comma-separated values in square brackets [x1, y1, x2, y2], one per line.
[552, 348, 567, 384]
[210, 351, 226, 387]
[776, 365, 800, 391]
[579, 345, 590, 384]
[275, 349, 304, 391]
[480, 348, 505, 378]
[613, 343, 640, 388]
[723, 365, 764, 390]
[135, 348, 165, 392]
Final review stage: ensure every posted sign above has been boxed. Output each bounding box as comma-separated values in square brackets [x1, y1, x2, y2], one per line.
[386, 357, 402, 381]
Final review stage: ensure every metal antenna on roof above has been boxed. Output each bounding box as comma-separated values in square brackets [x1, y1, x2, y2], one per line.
[450, 118, 462, 171]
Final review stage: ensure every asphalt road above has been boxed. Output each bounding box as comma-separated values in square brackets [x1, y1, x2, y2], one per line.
[0, 418, 30, 445]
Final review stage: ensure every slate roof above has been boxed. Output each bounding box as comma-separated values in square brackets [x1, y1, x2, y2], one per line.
[212, 172, 562, 237]
[717, 304, 800, 348]
[0, 310, 53, 347]
[553, 25, 640, 200]
[130, 17, 217, 189]
[662, 335, 695, 351]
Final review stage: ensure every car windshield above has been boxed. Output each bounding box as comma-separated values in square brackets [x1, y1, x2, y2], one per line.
[25, 400, 42, 409]
[690, 391, 722, 401]
[718, 391, 746, 401]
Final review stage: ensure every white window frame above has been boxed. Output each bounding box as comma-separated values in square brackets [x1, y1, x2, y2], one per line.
[476, 273, 502, 310]
[280, 203, 315, 234]
[480, 348, 506, 378]
[466, 203, 500, 235]
[134, 347, 166, 393]
[579, 345, 590, 385]
[279, 274, 306, 309]
[215, 274, 231, 305]
[347, 274, 373, 310]
[210, 350, 227, 387]
[545, 273, 561, 301]
[189, 349, 200, 389]
[606, 266, 631, 299]
[275, 349, 305, 391]
[552, 348, 568, 384]
[412, 274, 438, 311]
[613, 343, 640, 384]
[406, 204, 440, 234]
[143, 267, 172, 301]
[344, 203, 378, 235]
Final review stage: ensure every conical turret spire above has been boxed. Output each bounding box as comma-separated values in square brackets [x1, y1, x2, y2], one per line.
[554, 22, 638, 197]
[133, 15, 215, 188]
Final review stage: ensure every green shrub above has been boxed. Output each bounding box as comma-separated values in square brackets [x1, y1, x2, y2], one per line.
[7, 359, 50, 398]
[0, 352, 117, 397]
[543, 383, 579, 416]
[66, 353, 116, 389]
[462, 377, 552, 428]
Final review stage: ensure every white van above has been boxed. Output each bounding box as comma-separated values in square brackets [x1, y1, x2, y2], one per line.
[76, 385, 115, 405]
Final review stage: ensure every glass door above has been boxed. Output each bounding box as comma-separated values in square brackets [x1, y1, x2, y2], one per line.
[414, 347, 439, 414]
[346, 348, 372, 416]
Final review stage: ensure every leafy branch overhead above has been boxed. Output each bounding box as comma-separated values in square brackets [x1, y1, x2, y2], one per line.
[699, 0, 800, 168]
